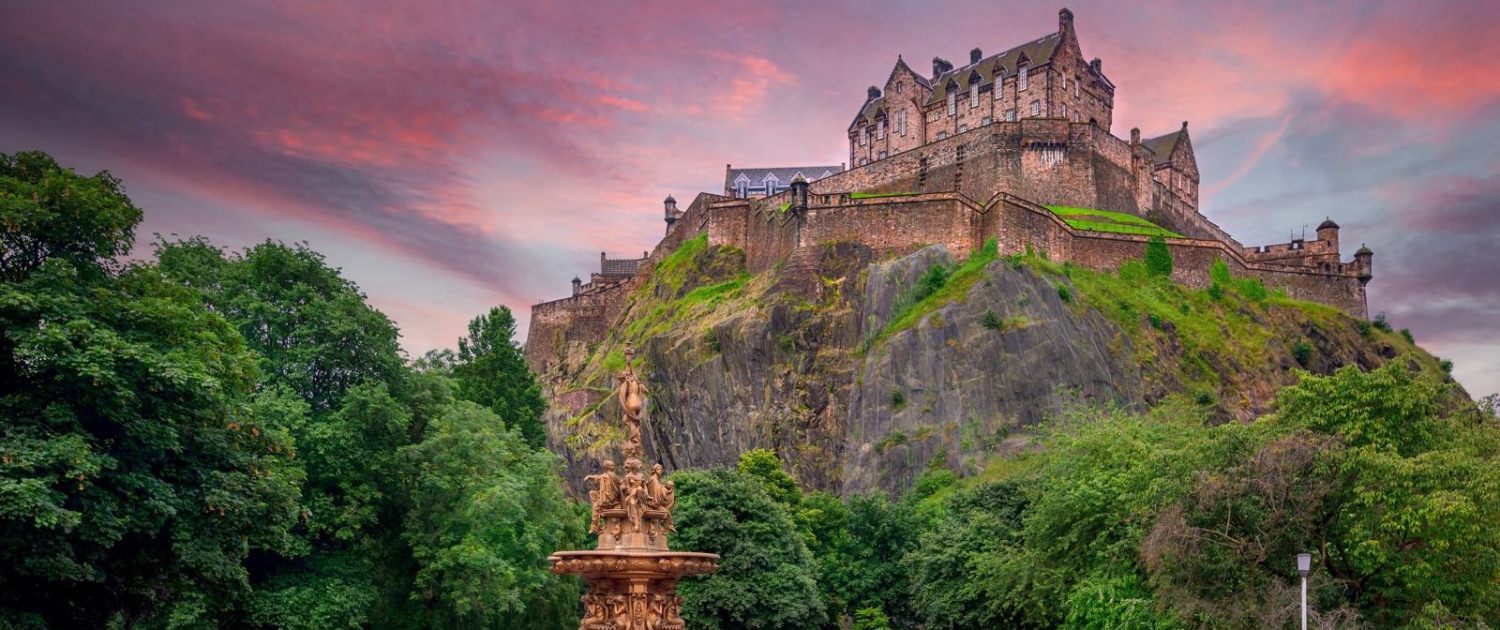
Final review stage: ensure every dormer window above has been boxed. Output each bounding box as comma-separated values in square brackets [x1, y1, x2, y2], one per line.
[736, 180, 748, 199]
[970, 84, 979, 108]
[1019, 65, 1029, 91]
[763, 175, 779, 194]
[947, 91, 956, 115]
[877, 120, 885, 140]
[860, 127, 868, 146]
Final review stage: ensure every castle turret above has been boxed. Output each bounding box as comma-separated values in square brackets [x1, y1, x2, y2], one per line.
[1355, 244, 1374, 284]
[571, 276, 582, 295]
[1316, 218, 1339, 250]
[789, 175, 809, 215]
[664, 194, 680, 228]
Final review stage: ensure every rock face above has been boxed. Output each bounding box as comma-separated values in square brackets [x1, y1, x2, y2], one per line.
[539, 241, 1419, 497]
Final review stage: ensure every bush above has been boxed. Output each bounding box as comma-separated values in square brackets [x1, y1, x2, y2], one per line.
[1356, 319, 1373, 338]
[1209, 258, 1232, 286]
[1440, 359, 1454, 376]
[891, 389, 906, 409]
[1236, 278, 1269, 302]
[982, 309, 1002, 330]
[915, 264, 950, 302]
[1057, 283, 1072, 302]
[1401, 328, 1415, 344]
[1292, 340, 1314, 367]
[1373, 312, 1393, 332]
[1206, 282, 1224, 301]
[1145, 236, 1174, 278]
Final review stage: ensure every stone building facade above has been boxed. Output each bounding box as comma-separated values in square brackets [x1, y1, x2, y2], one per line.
[525, 7, 1374, 373]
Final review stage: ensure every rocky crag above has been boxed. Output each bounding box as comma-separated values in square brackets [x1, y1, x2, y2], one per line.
[539, 235, 1446, 497]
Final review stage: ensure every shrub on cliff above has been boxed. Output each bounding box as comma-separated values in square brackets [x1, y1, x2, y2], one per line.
[1145, 236, 1174, 278]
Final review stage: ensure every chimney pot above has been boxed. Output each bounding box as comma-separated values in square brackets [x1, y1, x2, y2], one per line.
[970, 47, 983, 64]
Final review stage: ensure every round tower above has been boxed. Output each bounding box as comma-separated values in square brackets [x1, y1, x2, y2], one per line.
[1317, 217, 1340, 249]
[571, 276, 583, 295]
[663, 195, 679, 227]
[789, 175, 809, 214]
[1355, 244, 1373, 284]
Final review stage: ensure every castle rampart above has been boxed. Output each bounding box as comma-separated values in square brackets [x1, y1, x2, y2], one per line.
[524, 7, 1373, 373]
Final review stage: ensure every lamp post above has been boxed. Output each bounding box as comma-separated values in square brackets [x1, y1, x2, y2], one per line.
[1297, 552, 1312, 630]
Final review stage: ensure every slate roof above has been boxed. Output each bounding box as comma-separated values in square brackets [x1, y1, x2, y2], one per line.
[600, 256, 645, 277]
[852, 96, 885, 127]
[925, 32, 1063, 106]
[1141, 130, 1185, 166]
[726, 166, 843, 191]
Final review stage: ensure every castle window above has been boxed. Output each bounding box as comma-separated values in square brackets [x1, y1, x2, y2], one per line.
[959, 124, 968, 133]
[878, 120, 885, 140]
[878, 150, 887, 159]
[1061, 74, 1067, 90]
[1060, 103, 1068, 118]
[937, 131, 948, 140]
[982, 116, 992, 126]
[860, 127, 867, 146]
[1075, 77, 1081, 97]
[736, 180, 748, 198]
[970, 84, 979, 108]
[995, 77, 1004, 100]
[1005, 109, 1016, 122]
[947, 91, 956, 115]
[897, 82, 904, 94]
[1030, 100, 1040, 116]
[860, 157, 869, 165]
[1019, 65, 1029, 91]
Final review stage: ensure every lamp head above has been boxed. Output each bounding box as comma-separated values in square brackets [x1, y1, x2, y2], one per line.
[1297, 552, 1312, 576]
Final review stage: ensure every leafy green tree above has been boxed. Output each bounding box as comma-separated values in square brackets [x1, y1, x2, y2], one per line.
[0, 152, 302, 628]
[737, 448, 801, 508]
[800, 491, 920, 627]
[1144, 236, 1173, 278]
[671, 467, 826, 630]
[155, 238, 404, 413]
[452, 307, 548, 449]
[0, 151, 141, 284]
[852, 607, 892, 630]
[906, 481, 1036, 630]
[402, 400, 584, 629]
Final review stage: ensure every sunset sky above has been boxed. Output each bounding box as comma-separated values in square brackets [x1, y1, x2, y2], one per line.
[2, 0, 1497, 397]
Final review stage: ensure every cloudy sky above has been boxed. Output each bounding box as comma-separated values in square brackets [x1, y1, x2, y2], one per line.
[2, 0, 1497, 397]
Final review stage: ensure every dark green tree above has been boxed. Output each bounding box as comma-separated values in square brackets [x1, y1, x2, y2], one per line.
[0, 151, 303, 628]
[402, 400, 584, 629]
[452, 307, 548, 449]
[906, 482, 1034, 630]
[671, 467, 826, 630]
[737, 448, 801, 508]
[155, 238, 405, 413]
[1144, 236, 1173, 278]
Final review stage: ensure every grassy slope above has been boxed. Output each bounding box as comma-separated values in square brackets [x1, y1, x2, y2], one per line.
[1046, 205, 1185, 238]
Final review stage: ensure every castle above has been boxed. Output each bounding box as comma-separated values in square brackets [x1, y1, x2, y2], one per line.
[526, 8, 1373, 372]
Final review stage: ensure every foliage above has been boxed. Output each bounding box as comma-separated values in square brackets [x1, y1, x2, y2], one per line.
[155, 238, 405, 413]
[402, 401, 583, 629]
[1373, 312, 1392, 333]
[866, 238, 999, 353]
[453, 306, 548, 449]
[982, 308, 1002, 330]
[672, 468, 827, 630]
[738, 449, 802, 508]
[1045, 206, 1185, 238]
[905, 481, 1036, 629]
[800, 492, 921, 627]
[0, 151, 142, 284]
[1292, 339, 1314, 367]
[1145, 236, 1174, 278]
[852, 607, 893, 630]
[0, 153, 302, 628]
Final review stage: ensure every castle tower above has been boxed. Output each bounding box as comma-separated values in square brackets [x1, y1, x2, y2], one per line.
[789, 175, 809, 214]
[1355, 245, 1374, 284]
[1317, 218, 1340, 250]
[664, 195, 680, 232]
[572, 276, 583, 296]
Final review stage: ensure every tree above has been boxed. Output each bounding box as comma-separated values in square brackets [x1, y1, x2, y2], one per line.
[671, 468, 827, 630]
[800, 491, 920, 628]
[737, 448, 801, 508]
[1144, 236, 1173, 278]
[402, 401, 584, 629]
[155, 238, 405, 413]
[906, 481, 1036, 630]
[0, 152, 302, 628]
[452, 307, 548, 449]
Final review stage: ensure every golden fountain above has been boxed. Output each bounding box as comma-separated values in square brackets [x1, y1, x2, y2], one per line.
[549, 343, 718, 630]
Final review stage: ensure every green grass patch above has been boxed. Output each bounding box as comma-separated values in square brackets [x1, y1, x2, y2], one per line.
[1045, 206, 1185, 238]
[863, 238, 1000, 354]
[850, 191, 920, 199]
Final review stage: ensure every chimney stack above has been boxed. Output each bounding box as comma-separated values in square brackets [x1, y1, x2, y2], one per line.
[1130, 127, 1140, 146]
[932, 57, 953, 79]
[970, 47, 983, 64]
[867, 85, 882, 101]
[1059, 7, 1074, 34]
[1090, 57, 1102, 74]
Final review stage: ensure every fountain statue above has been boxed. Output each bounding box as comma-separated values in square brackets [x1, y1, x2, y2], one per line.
[550, 343, 717, 630]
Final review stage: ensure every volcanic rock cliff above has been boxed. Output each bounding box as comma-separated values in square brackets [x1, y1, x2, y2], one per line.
[538, 235, 1443, 497]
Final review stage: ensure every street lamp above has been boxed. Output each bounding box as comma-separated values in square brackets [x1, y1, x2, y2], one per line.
[1297, 552, 1312, 630]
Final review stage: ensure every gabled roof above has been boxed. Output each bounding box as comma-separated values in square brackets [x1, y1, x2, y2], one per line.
[926, 32, 1063, 106]
[851, 96, 885, 129]
[725, 166, 844, 191]
[600, 256, 645, 277]
[1141, 129, 1185, 166]
[884, 55, 932, 91]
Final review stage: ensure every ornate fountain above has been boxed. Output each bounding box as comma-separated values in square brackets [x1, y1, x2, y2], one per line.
[549, 343, 718, 630]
